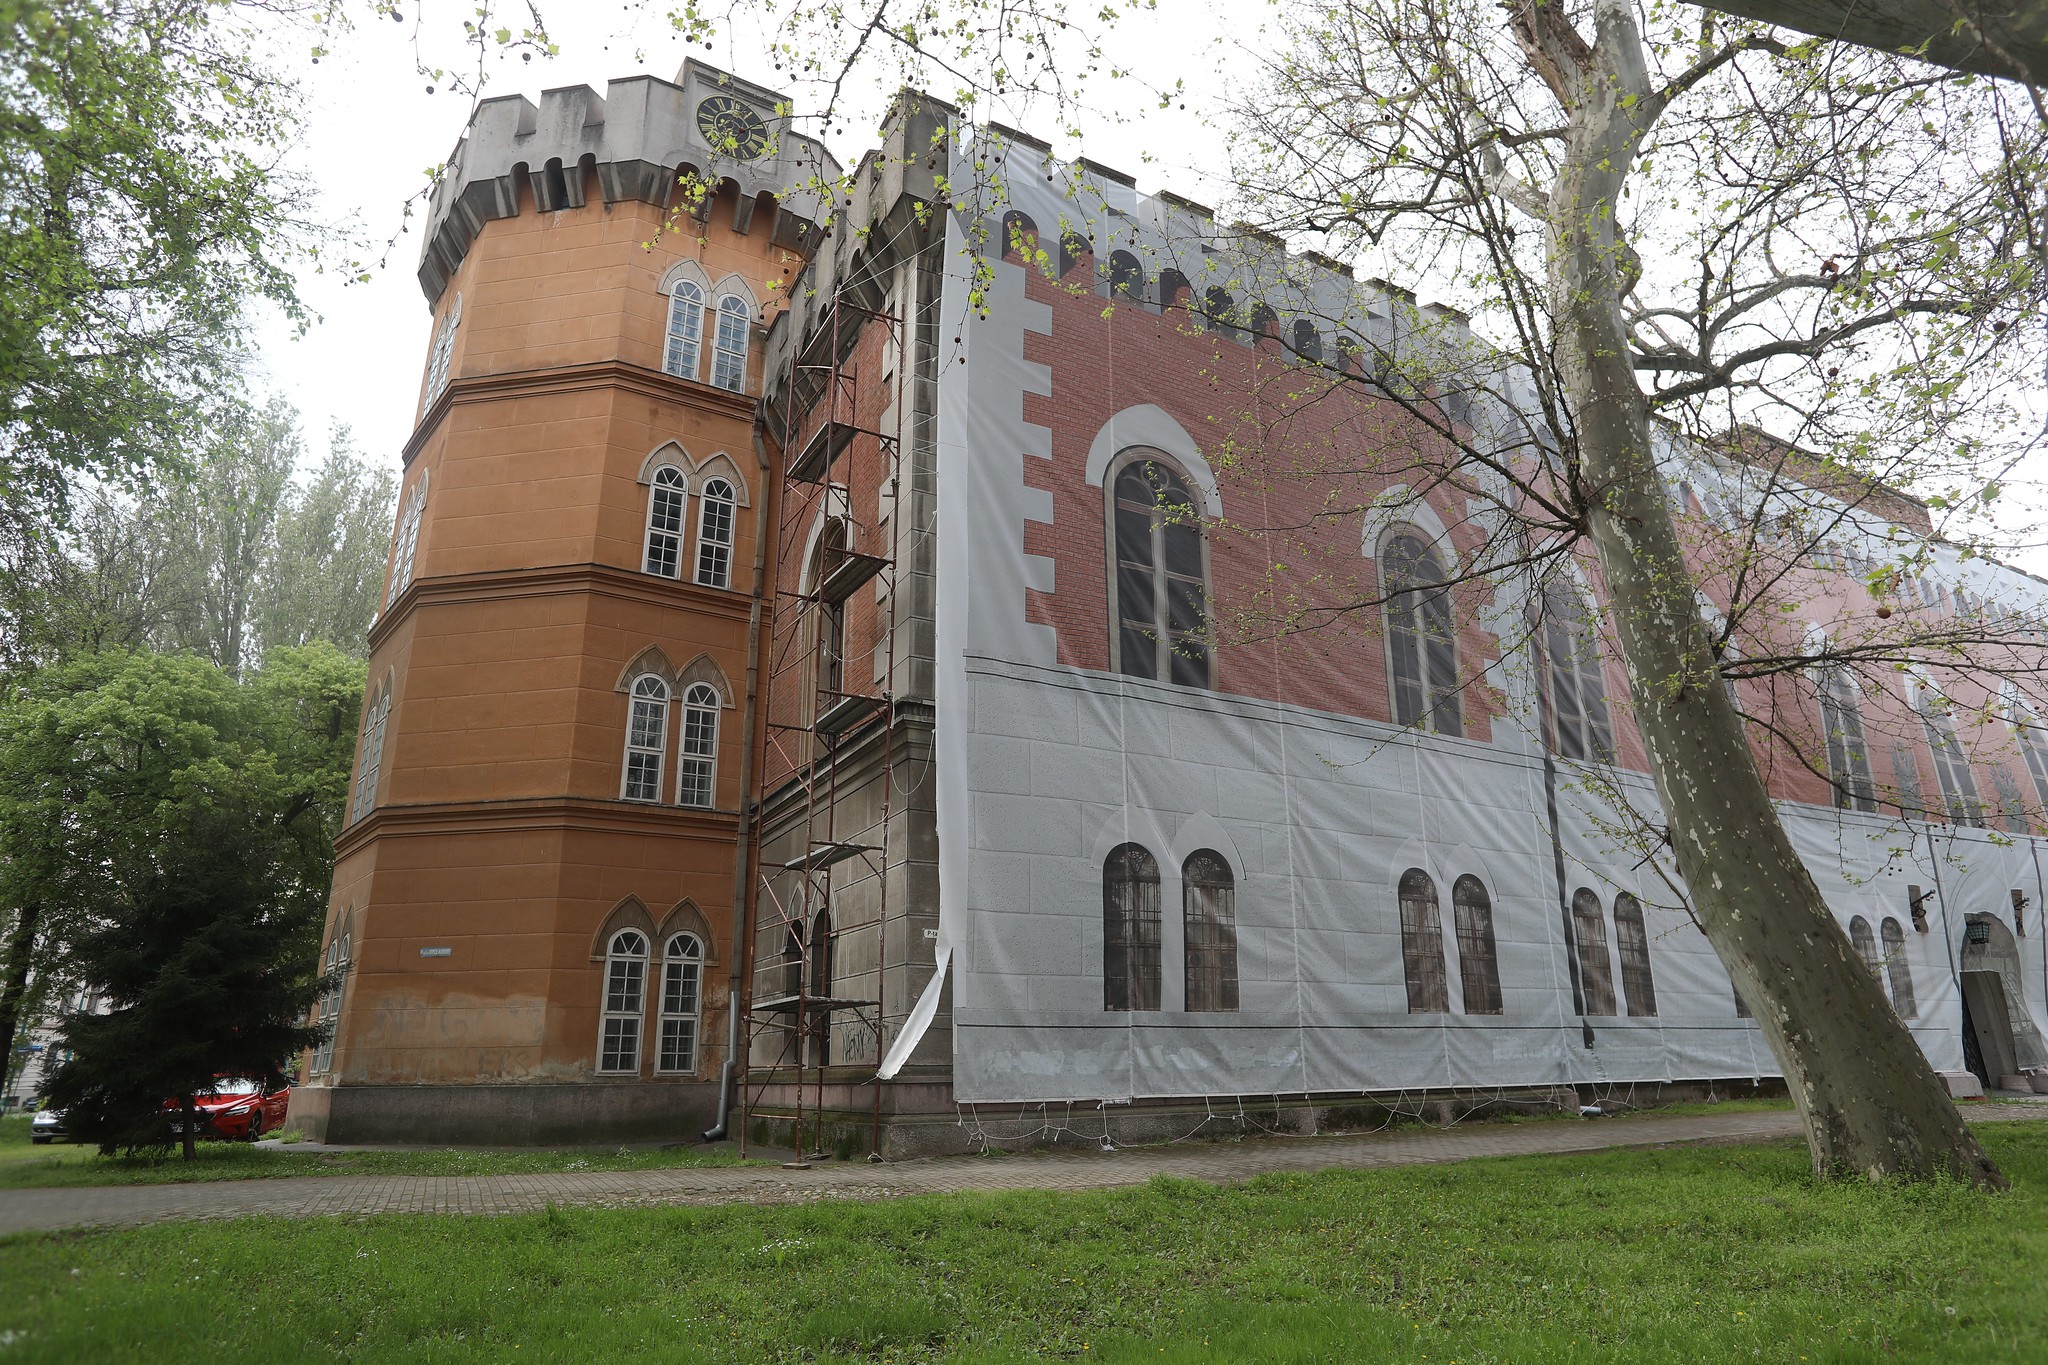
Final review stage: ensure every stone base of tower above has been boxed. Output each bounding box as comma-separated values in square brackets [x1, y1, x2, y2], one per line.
[287, 1080, 721, 1147]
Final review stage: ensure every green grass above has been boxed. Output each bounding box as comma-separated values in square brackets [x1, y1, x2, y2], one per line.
[4, 1121, 2048, 1362]
[0, 1114, 751, 1188]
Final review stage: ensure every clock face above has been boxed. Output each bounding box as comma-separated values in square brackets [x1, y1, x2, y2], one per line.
[696, 95, 769, 161]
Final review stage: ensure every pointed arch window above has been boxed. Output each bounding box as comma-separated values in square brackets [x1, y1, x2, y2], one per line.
[1612, 892, 1657, 1017]
[1918, 687, 1983, 826]
[657, 932, 704, 1073]
[1849, 915, 1884, 990]
[644, 466, 687, 578]
[1541, 583, 1615, 762]
[422, 294, 461, 408]
[1183, 851, 1239, 1012]
[665, 280, 705, 380]
[710, 295, 751, 392]
[1571, 888, 1615, 1016]
[1818, 667, 1878, 812]
[622, 674, 669, 802]
[1881, 917, 1916, 1018]
[387, 477, 428, 607]
[350, 683, 391, 824]
[1383, 532, 1461, 736]
[694, 477, 736, 588]
[1451, 875, 1502, 1015]
[599, 929, 648, 1073]
[1112, 456, 1210, 687]
[1398, 868, 1450, 1014]
[1103, 844, 1162, 1012]
[676, 684, 720, 808]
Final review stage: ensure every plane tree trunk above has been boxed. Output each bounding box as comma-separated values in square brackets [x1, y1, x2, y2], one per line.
[1531, 0, 2004, 1186]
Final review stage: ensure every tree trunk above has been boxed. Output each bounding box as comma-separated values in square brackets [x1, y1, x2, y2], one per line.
[1697, 0, 2048, 86]
[0, 902, 41, 1101]
[1542, 0, 2002, 1186]
[180, 1094, 197, 1162]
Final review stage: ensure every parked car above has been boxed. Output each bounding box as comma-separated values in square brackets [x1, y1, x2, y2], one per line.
[163, 1078, 292, 1141]
[29, 1106, 66, 1144]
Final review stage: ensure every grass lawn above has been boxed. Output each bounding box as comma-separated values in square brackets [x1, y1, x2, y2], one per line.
[2, 1120, 2045, 1362]
[0, 1115, 751, 1188]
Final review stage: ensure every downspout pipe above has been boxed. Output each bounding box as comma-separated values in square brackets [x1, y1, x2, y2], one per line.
[703, 415, 776, 1142]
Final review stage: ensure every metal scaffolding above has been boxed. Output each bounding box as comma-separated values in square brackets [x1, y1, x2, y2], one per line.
[740, 287, 904, 1164]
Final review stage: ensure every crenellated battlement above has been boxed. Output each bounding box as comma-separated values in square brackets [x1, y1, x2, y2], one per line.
[417, 60, 843, 303]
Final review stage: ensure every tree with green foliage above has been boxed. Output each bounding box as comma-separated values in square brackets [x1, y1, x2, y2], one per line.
[0, 645, 363, 1148]
[254, 425, 399, 661]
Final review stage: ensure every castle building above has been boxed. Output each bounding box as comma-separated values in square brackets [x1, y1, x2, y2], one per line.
[299, 69, 2048, 1151]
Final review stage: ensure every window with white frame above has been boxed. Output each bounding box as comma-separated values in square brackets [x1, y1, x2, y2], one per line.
[599, 929, 648, 1073]
[422, 294, 462, 409]
[350, 685, 390, 824]
[622, 675, 670, 802]
[657, 933, 703, 1072]
[311, 929, 351, 1073]
[665, 280, 705, 380]
[1111, 455, 1211, 687]
[676, 684, 719, 808]
[1817, 667, 1878, 813]
[1541, 583, 1615, 763]
[710, 295, 750, 391]
[695, 477, 737, 588]
[1382, 530, 1461, 736]
[644, 466, 687, 577]
[386, 476, 428, 607]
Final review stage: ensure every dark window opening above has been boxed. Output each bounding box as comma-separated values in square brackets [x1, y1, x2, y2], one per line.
[1452, 874, 1502, 1015]
[1383, 532, 1462, 736]
[1398, 868, 1450, 1014]
[1157, 268, 1191, 310]
[1541, 584, 1616, 763]
[1291, 319, 1323, 365]
[1059, 229, 1091, 278]
[1613, 892, 1657, 1017]
[1571, 888, 1615, 1016]
[1112, 458, 1210, 687]
[1000, 210, 1039, 264]
[1183, 851, 1239, 1012]
[1104, 844, 1162, 1011]
[1107, 250, 1144, 299]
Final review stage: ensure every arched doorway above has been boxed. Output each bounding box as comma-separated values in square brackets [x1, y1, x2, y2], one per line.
[1960, 912, 2043, 1086]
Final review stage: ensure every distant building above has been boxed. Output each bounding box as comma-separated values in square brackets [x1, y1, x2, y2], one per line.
[297, 69, 2048, 1151]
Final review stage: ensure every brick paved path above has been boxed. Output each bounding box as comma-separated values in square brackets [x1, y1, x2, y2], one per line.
[3, 1104, 2039, 1237]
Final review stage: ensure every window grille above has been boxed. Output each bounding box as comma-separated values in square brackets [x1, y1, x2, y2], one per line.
[350, 687, 390, 824]
[644, 466, 687, 577]
[1451, 875, 1502, 1015]
[1398, 868, 1449, 1014]
[694, 478, 736, 588]
[1541, 584, 1615, 762]
[599, 929, 647, 1073]
[1817, 668, 1878, 812]
[1383, 532, 1462, 736]
[665, 281, 704, 379]
[1102, 844, 1162, 1011]
[622, 675, 669, 802]
[1881, 917, 1916, 1017]
[657, 933, 703, 1072]
[676, 684, 719, 808]
[1182, 851, 1239, 1012]
[1112, 458, 1210, 687]
[710, 295, 750, 392]
[1612, 892, 1657, 1017]
[1570, 888, 1616, 1015]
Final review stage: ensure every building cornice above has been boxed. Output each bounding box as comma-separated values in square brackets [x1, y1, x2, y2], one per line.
[335, 794, 742, 855]
[404, 359, 760, 465]
[369, 561, 763, 652]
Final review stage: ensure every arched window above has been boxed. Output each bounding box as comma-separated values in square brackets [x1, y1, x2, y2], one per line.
[1183, 851, 1239, 1012]
[422, 293, 461, 409]
[1382, 532, 1461, 736]
[1112, 457, 1210, 686]
[1451, 875, 1501, 1015]
[1918, 689, 1984, 826]
[1202, 286, 1238, 338]
[1249, 302, 1279, 342]
[1849, 915, 1884, 992]
[1571, 888, 1615, 1015]
[1106, 250, 1143, 299]
[1818, 668, 1877, 812]
[643, 466, 687, 578]
[1398, 868, 1449, 1014]
[1612, 892, 1657, 1017]
[1291, 319, 1323, 365]
[710, 295, 751, 392]
[1334, 334, 1362, 375]
[2016, 710, 2048, 806]
[599, 929, 648, 1073]
[1103, 844, 1162, 1012]
[657, 933, 704, 1072]
[694, 477, 736, 588]
[1881, 917, 1916, 1018]
[1058, 229, 1090, 277]
[1991, 766, 2029, 834]
[809, 906, 833, 997]
[350, 684, 391, 825]
[813, 521, 848, 707]
[1541, 583, 1616, 762]
[622, 674, 669, 802]
[1157, 268, 1190, 309]
[386, 476, 428, 607]
[999, 210, 1038, 263]
[664, 280, 705, 380]
[676, 683, 720, 808]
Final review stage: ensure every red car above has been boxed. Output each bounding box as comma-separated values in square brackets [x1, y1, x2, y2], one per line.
[163, 1078, 292, 1141]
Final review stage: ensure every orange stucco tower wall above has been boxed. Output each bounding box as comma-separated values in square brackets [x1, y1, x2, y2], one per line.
[293, 64, 836, 1144]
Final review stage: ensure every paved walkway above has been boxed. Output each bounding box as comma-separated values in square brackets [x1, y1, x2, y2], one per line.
[4, 1104, 2040, 1237]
